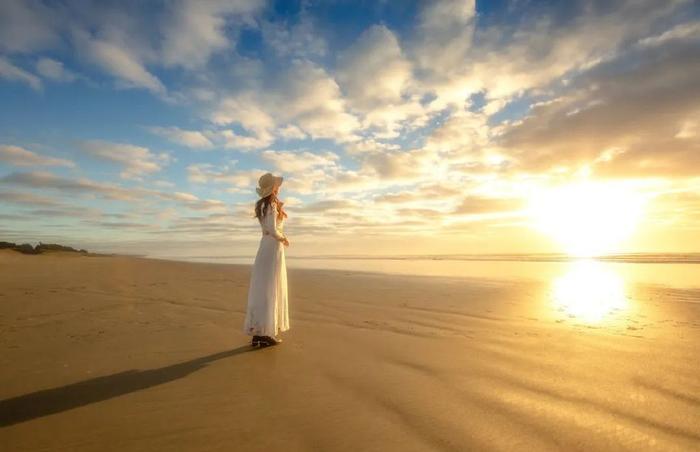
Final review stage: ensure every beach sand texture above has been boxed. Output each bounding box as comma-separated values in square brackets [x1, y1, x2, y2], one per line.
[1, 251, 699, 451]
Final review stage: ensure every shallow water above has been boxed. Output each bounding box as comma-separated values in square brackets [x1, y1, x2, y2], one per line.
[167, 254, 699, 290]
[159, 254, 699, 328]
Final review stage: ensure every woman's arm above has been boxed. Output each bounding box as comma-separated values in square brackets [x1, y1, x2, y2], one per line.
[264, 203, 287, 241]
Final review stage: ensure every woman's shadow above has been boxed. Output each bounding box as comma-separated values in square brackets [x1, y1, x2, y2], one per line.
[1, 345, 255, 427]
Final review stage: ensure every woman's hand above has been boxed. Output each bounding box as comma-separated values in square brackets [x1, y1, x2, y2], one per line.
[282, 238, 290, 247]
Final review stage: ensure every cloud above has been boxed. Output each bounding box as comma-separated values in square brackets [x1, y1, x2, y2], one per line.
[0, 0, 59, 53]
[187, 164, 264, 193]
[412, 0, 476, 74]
[337, 25, 411, 110]
[261, 13, 326, 58]
[2, 1, 699, 251]
[452, 196, 523, 215]
[499, 34, 700, 177]
[161, 0, 264, 69]
[260, 150, 339, 173]
[210, 94, 276, 150]
[409, 0, 690, 112]
[425, 110, 489, 154]
[90, 220, 153, 230]
[336, 24, 427, 137]
[374, 183, 463, 204]
[296, 199, 360, 213]
[218, 129, 274, 151]
[166, 192, 227, 211]
[79, 140, 170, 179]
[258, 150, 341, 194]
[0, 191, 64, 208]
[210, 60, 360, 145]
[36, 57, 76, 82]
[637, 21, 700, 48]
[188, 163, 236, 184]
[0, 170, 227, 213]
[0, 171, 143, 201]
[360, 148, 441, 182]
[74, 30, 165, 94]
[275, 60, 360, 141]
[0, 144, 74, 167]
[149, 126, 214, 149]
[0, 57, 42, 90]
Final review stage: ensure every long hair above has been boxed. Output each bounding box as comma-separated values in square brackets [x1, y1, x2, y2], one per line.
[254, 195, 273, 221]
[254, 195, 288, 222]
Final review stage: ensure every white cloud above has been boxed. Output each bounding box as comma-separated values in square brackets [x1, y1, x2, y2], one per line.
[0, 171, 144, 201]
[278, 125, 307, 140]
[498, 35, 700, 177]
[336, 25, 428, 136]
[161, 0, 264, 69]
[0, 57, 42, 90]
[218, 129, 275, 151]
[274, 60, 360, 141]
[75, 31, 165, 94]
[36, 57, 76, 82]
[425, 110, 489, 154]
[0, 170, 226, 212]
[0, 0, 58, 53]
[361, 148, 441, 182]
[0, 144, 74, 167]
[79, 140, 170, 179]
[149, 126, 214, 149]
[260, 150, 339, 173]
[0, 191, 64, 208]
[412, 0, 476, 73]
[637, 21, 700, 48]
[187, 163, 260, 189]
[210, 94, 276, 150]
[210, 60, 360, 146]
[261, 13, 326, 58]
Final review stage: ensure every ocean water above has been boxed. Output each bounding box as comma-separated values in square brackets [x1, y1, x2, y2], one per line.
[162, 253, 700, 291]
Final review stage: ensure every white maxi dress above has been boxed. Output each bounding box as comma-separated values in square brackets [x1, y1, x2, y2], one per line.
[243, 202, 289, 337]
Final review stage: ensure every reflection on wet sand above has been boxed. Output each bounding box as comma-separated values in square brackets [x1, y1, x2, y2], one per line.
[551, 260, 629, 323]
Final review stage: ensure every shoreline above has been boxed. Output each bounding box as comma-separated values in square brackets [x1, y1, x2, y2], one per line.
[149, 252, 700, 265]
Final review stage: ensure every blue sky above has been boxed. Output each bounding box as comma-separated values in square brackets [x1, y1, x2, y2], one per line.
[1, 0, 699, 257]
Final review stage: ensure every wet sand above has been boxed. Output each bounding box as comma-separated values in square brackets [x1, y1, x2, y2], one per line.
[1, 251, 699, 451]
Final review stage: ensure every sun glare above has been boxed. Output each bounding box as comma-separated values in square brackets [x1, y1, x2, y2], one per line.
[528, 181, 646, 257]
[551, 260, 628, 323]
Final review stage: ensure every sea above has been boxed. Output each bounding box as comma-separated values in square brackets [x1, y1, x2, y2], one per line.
[158, 253, 700, 292]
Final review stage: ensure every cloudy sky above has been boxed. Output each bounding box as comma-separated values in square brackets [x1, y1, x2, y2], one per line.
[0, 0, 698, 257]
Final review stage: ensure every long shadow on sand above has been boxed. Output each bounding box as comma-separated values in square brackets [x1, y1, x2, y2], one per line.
[0, 345, 255, 427]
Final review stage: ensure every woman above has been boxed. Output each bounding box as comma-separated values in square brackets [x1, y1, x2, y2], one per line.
[243, 172, 290, 347]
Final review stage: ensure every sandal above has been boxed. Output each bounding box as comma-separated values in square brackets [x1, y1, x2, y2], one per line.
[261, 336, 281, 346]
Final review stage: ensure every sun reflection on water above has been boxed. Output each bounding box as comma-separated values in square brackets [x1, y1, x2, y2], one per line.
[551, 260, 628, 323]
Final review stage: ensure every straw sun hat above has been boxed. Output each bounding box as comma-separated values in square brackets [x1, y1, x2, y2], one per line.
[256, 172, 284, 198]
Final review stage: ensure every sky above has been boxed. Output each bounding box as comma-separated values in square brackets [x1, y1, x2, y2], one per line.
[0, 0, 699, 257]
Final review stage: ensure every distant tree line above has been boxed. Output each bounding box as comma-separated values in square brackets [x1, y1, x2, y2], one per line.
[0, 242, 88, 255]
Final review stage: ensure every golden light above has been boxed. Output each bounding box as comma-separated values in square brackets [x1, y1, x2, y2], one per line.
[527, 181, 646, 257]
[552, 260, 628, 323]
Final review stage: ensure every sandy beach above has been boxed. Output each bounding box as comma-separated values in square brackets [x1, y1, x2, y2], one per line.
[1, 251, 699, 451]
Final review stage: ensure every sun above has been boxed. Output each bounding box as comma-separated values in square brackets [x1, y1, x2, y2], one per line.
[527, 181, 646, 257]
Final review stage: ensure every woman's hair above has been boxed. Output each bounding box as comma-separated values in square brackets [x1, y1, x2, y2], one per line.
[254, 195, 274, 221]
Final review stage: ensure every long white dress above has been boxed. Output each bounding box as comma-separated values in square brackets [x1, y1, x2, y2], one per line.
[243, 202, 289, 337]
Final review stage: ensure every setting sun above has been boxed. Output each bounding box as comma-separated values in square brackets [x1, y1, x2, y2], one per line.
[527, 181, 647, 257]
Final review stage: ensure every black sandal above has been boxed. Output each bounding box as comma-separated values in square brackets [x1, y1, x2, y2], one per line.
[251, 335, 264, 347]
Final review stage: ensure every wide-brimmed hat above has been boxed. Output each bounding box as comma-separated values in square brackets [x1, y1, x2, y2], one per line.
[256, 172, 283, 198]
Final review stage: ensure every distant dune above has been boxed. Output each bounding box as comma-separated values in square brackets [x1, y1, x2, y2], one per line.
[0, 241, 88, 255]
